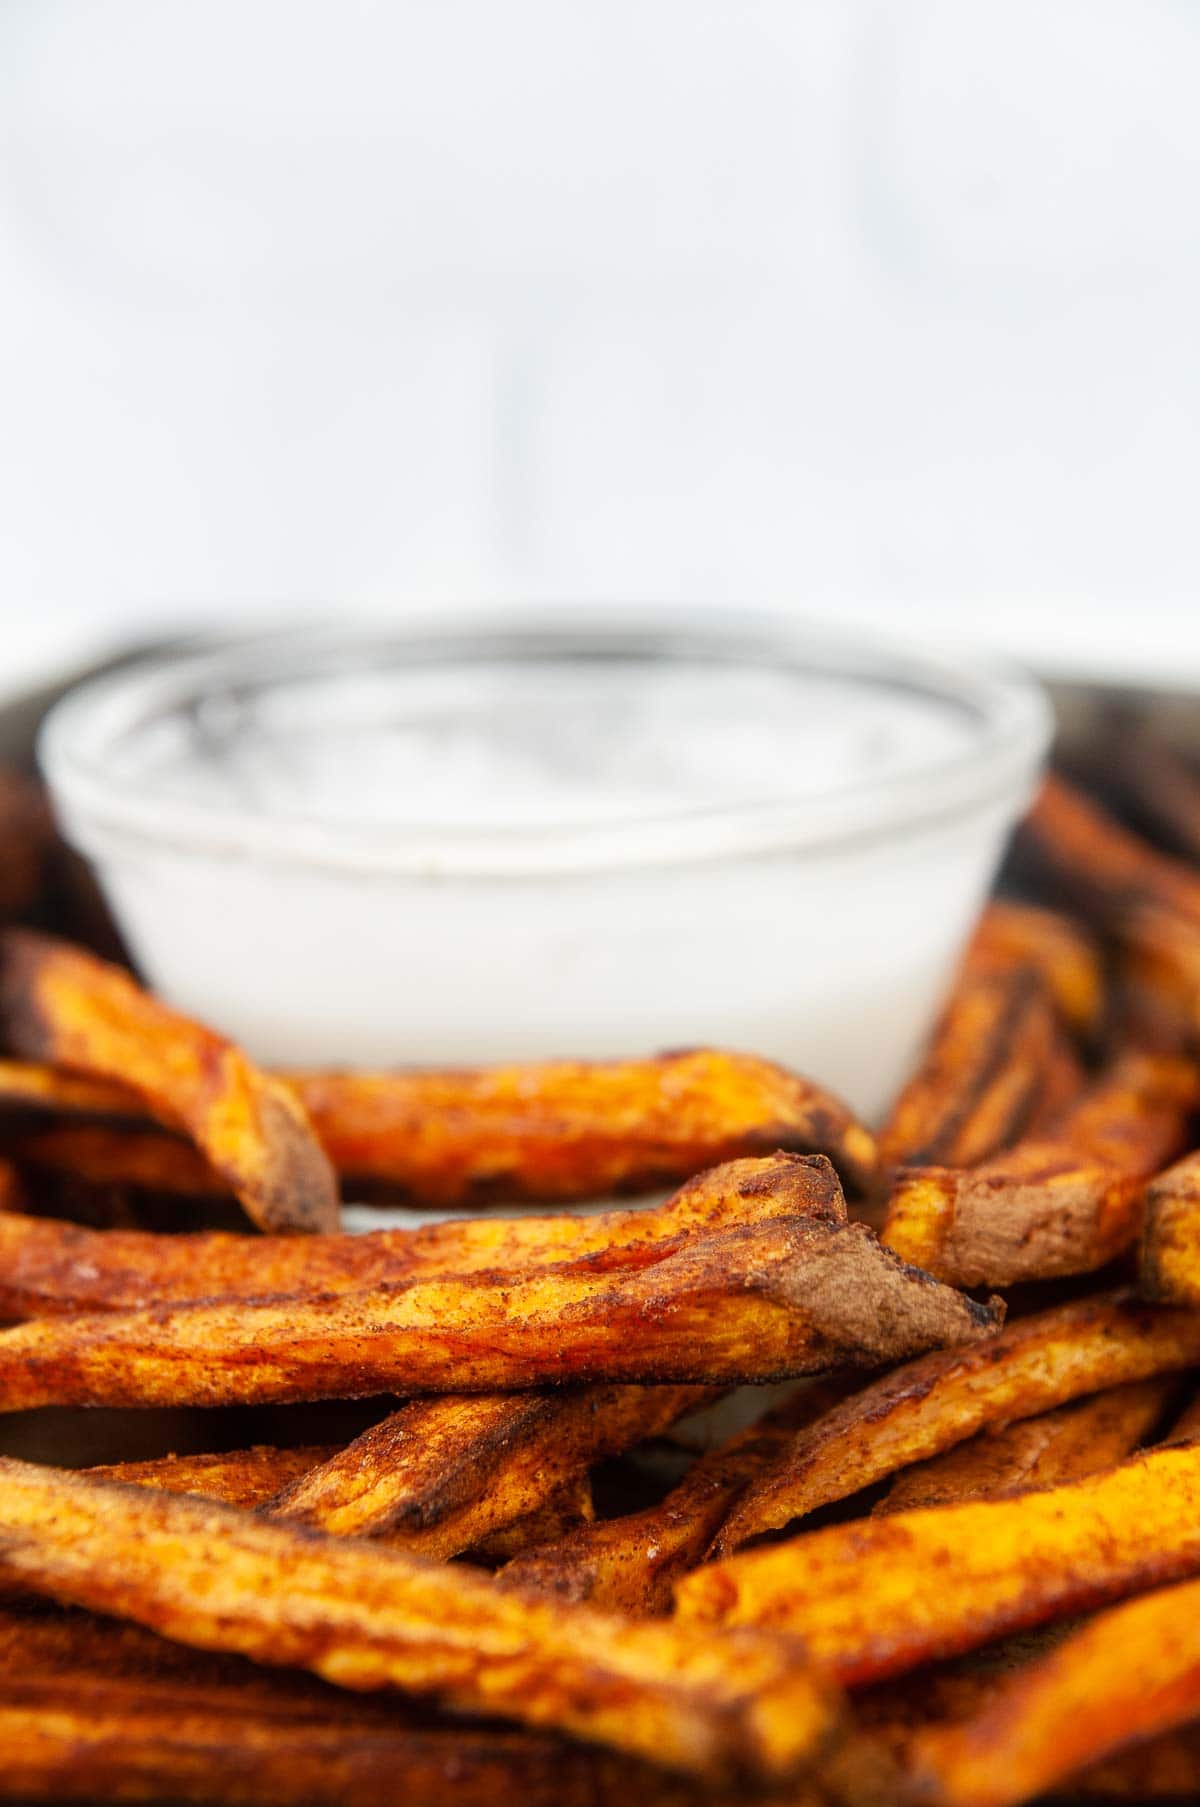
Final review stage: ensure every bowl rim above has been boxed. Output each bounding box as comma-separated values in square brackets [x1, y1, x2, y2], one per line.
[38, 608, 1053, 879]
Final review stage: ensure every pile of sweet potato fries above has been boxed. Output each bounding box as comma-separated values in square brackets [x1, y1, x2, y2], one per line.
[4, 735, 1200, 1805]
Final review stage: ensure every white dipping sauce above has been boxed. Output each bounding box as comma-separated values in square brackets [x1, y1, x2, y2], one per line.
[40, 618, 1050, 1118]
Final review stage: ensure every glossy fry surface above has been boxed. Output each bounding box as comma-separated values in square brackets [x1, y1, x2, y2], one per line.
[712, 1291, 1200, 1553]
[0, 1152, 843, 1318]
[680, 1440, 1200, 1684]
[0, 1458, 840, 1785]
[908, 1575, 1200, 1807]
[0, 931, 339, 1234]
[268, 1385, 712, 1554]
[0, 1215, 1000, 1409]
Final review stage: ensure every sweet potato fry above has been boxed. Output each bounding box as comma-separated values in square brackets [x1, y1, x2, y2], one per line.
[85, 1444, 335, 1508]
[0, 930, 339, 1234]
[0, 1048, 878, 1202]
[1141, 1150, 1200, 1306]
[497, 1380, 848, 1615]
[1103, 724, 1200, 866]
[1070, 1725, 1200, 1800]
[1020, 773, 1200, 934]
[0, 772, 52, 922]
[266, 1385, 712, 1555]
[290, 1047, 878, 1200]
[711, 1290, 1200, 1553]
[907, 1575, 1200, 1807]
[1021, 1032, 1087, 1135]
[0, 1153, 845, 1318]
[881, 1049, 1199, 1286]
[1115, 900, 1200, 1052]
[0, 1458, 841, 1786]
[0, 1606, 731, 1807]
[677, 1439, 1200, 1684]
[875, 1377, 1172, 1514]
[967, 899, 1106, 1039]
[878, 965, 1057, 1172]
[13, 1122, 225, 1197]
[0, 1214, 1000, 1409]
[470, 1476, 595, 1564]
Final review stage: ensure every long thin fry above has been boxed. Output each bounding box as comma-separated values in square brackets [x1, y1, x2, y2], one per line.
[0, 1048, 878, 1201]
[266, 1385, 712, 1555]
[907, 1576, 1200, 1807]
[85, 1445, 335, 1508]
[0, 931, 339, 1234]
[711, 1290, 1200, 1554]
[1019, 773, 1200, 933]
[875, 1377, 1172, 1514]
[469, 1476, 595, 1564]
[0, 1211, 999, 1409]
[878, 964, 1057, 1172]
[0, 1153, 843, 1318]
[679, 1439, 1200, 1683]
[14, 1124, 224, 1197]
[0, 1607, 723, 1807]
[497, 1381, 848, 1615]
[0, 1458, 840, 1786]
[881, 1049, 1198, 1286]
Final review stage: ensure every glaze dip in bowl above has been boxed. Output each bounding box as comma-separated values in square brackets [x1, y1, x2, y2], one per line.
[39, 611, 1051, 1118]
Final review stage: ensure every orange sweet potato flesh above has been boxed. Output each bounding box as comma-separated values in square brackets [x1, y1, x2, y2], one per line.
[878, 965, 1058, 1173]
[881, 1049, 1199, 1287]
[1141, 1149, 1200, 1305]
[711, 1290, 1200, 1554]
[677, 1439, 1200, 1685]
[85, 1444, 335, 1508]
[907, 1575, 1200, 1807]
[0, 1047, 877, 1202]
[875, 1376, 1172, 1514]
[266, 1385, 712, 1555]
[289, 1048, 878, 1200]
[0, 1606, 744, 1807]
[0, 1458, 841, 1787]
[0, 931, 339, 1234]
[496, 1379, 849, 1616]
[0, 1152, 844, 1317]
[0, 1210, 1000, 1410]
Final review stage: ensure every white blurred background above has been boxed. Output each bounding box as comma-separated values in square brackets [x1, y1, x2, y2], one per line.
[1, 0, 1198, 691]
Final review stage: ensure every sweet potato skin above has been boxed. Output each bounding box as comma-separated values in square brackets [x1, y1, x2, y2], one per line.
[876, 1378, 1171, 1514]
[1141, 1150, 1200, 1304]
[267, 1385, 712, 1555]
[0, 1458, 841, 1787]
[882, 1050, 1199, 1286]
[680, 1440, 1200, 1684]
[907, 1575, 1200, 1807]
[711, 1291, 1200, 1553]
[0, 1215, 1000, 1410]
[0, 1152, 846, 1319]
[0, 931, 339, 1234]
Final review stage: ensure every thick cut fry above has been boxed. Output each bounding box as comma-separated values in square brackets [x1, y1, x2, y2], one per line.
[908, 1576, 1200, 1807]
[0, 1458, 840, 1786]
[85, 1445, 335, 1508]
[1141, 1150, 1200, 1305]
[882, 1050, 1198, 1286]
[0, 1048, 877, 1201]
[0, 1153, 844, 1318]
[0, 931, 339, 1234]
[0, 1214, 1000, 1409]
[712, 1290, 1200, 1553]
[0, 1606, 729, 1807]
[497, 1381, 848, 1615]
[267, 1385, 712, 1554]
[678, 1439, 1200, 1683]
[14, 1123, 224, 1196]
[876, 1377, 1172, 1514]
[967, 899, 1106, 1038]
[290, 1047, 878, 1200]
[879, 965, 1057, 1172]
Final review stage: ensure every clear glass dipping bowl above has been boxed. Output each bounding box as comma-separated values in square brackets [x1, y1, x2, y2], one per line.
[39, 611, 1051, 1119]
